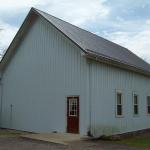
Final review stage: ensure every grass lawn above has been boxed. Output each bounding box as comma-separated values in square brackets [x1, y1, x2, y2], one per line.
[0, 129, 28, 137]
[117, 133, 150, 149]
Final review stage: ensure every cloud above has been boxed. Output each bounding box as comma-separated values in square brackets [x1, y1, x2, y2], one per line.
[146, 19, 150, 25]
[104, 0, 150, 21]
[0, 20, 18, 54]
[43, 0, 109, 26]
[0, 0, 109, 25]
[0, 0, 43, 14]
[0, 0, 109, 53]
[104, 30, 150, 62]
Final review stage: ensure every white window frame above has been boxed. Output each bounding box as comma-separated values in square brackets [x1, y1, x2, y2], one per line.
[133, 93, 139, 116]
[115, 90, 123, 117]
[147, 96, 150, 115]
[68, 98, 78, 117]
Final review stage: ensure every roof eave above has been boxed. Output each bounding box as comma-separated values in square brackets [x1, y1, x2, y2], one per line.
[85, 50, 150, 77]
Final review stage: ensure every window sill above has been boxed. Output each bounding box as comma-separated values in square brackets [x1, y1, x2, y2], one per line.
[115, 115, 124, 118]
[133, 114, 139, 117]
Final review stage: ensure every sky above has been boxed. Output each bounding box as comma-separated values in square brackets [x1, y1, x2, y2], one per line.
[0, 0, 150, 62]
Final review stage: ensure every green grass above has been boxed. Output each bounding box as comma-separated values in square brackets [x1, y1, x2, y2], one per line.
[0, 129, 27, 137]
[117, 133, 150, 149]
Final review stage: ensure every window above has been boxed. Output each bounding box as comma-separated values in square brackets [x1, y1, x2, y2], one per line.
[147, 96, 150, 114]
[133, 94, 139, 115]
[116, 92, 123, 116]
[69, 98, 78, 116]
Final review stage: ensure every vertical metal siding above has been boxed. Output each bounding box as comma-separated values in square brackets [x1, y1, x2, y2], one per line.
[90, 60, 150, 136]
[1, 17, 89, 135]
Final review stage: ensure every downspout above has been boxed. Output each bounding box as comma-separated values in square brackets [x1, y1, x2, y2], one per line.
[82, 52, 93, 136]
[0, 74, 3, 127]
[88, 60, 92, 136]
[88, 57, 99, 136]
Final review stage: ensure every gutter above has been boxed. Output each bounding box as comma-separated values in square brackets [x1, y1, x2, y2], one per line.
[88, 61, 92, 136]
[85, 49, 150, 77]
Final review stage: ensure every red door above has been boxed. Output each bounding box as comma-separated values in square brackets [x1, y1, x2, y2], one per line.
[67, 97, 79, 133]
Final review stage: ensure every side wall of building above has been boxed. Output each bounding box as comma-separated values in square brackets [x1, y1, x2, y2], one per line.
[89, 60, 150, 137]
[1, 16, 89, 135]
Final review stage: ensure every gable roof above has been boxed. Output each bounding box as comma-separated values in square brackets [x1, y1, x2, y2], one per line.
[1, 7, 150, 76]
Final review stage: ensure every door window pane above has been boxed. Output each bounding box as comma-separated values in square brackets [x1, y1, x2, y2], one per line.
[69, 98, 78, 116]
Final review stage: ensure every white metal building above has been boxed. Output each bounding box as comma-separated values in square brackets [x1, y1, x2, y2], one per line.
[0, 8, 150, 137]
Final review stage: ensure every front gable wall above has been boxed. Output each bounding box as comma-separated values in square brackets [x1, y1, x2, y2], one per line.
[1, 16, 89, 134]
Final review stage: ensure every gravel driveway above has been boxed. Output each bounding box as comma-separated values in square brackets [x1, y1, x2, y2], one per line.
[0, 136, 146, 150]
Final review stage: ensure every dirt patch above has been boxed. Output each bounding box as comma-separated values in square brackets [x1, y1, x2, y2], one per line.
[0, 136, 146, 150]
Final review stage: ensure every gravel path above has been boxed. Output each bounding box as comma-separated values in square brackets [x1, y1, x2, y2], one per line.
[0, 136, 146, 150]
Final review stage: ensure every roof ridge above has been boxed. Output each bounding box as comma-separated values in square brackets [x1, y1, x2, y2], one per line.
[32, 8, 133, 52]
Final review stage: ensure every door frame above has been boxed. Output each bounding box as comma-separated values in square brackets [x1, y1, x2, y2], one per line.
[66, 96, 80, 133]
